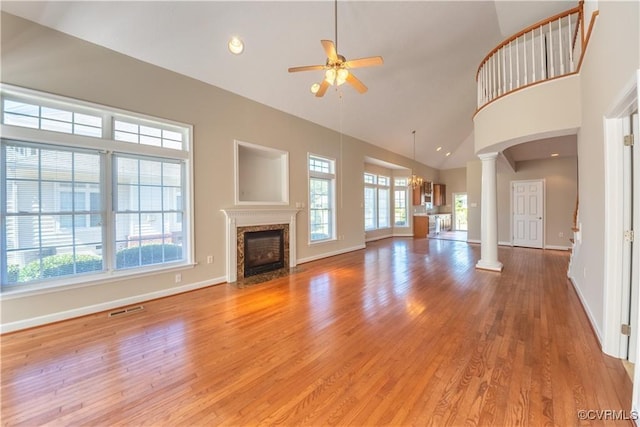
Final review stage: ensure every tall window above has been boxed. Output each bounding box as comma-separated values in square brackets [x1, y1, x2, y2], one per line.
[309, 154, 336, 242]
[1, 85, 192, 290]
[364, 173, 391, 231]
[394, 178, 409, 227]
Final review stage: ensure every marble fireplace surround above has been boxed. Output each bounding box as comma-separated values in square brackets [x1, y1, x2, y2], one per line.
[220, 208, 300, 283]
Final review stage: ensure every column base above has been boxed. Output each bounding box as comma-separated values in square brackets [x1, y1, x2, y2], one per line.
[475, 260, 503, 272]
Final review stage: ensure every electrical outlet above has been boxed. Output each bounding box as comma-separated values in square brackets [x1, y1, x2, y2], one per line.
[559, 232, 564, 238]
[207, 255, 213, 264]
[175, 273, 182, 283]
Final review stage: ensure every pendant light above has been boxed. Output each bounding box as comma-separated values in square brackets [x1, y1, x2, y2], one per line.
[408, 130, 424, 189]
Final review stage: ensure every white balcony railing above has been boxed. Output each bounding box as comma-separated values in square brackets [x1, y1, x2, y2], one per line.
[476, 4, 584, 110]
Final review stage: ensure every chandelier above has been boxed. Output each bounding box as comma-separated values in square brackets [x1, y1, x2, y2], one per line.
[408, 130, 423, 189]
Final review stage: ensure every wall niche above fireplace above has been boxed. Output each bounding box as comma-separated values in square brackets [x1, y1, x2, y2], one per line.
[235, 140, 289, 205]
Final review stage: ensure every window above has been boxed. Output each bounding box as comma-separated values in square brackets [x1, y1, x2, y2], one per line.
[394, 178, 409, 227]
[1, 85, 192, 290]
[308, 154, 336, 242]
[364, 172, 391, 231]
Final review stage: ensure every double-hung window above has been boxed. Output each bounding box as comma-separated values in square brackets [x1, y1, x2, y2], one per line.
[0, 85, 192, 291]
[364, 173, 391, 231]
[308, 154, 336, 243]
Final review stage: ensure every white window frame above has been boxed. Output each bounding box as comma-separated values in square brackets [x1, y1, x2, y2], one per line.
[308, 153, 336, 244]
[364, 172, 391, 231]
[394, 178, 409, 227]
[0, 84, 194, 295]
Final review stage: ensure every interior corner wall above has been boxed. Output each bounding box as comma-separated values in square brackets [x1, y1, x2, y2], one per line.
[569, 0, 640, 342]
[0, 12, 428, 329]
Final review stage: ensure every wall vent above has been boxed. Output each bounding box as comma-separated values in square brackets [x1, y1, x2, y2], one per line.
[108, 305, 144, 318]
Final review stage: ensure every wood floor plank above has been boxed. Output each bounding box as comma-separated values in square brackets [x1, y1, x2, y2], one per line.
[0, 238, 633, 426]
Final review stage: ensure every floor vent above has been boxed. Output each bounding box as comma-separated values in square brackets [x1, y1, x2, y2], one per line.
[108, 305, 144, 318]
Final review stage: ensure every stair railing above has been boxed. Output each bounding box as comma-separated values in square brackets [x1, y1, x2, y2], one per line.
[476, 2, 586, 111]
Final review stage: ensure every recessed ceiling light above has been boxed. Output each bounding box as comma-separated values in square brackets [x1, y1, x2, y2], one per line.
[310, 83, 320, 94]
[445, 152, 451, 157]
[436, 146, 442, 152]
[228, 36, 244, 55]
[551, 153, 560, 157]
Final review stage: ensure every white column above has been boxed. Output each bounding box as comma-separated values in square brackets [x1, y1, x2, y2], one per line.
[476, 152, 503, 272]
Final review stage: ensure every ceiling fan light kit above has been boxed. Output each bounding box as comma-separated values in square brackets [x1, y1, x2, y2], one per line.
[227, 36, 244, 55]
[288, 0, 383, 97]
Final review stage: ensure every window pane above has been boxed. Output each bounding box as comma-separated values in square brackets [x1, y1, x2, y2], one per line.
[117, 157, 139, 184]
[364, 186, 376, 230]
[394, 189, 408, 227]
[378, 188, 390, 228]
[2, 142, 104, 284]
[41, 149, 73, 182]
[113, 155, 184, 270]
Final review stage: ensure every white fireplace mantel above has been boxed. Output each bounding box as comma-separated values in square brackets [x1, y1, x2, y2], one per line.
[220, 208, 301, 282]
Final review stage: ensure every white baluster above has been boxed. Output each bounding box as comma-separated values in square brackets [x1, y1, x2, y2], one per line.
[509, 41, 513, 91]
[492, 54, 497, 99]
[523, 33, 528, 85]
[502, 47, 507, 93]
[516, 36, 520, 87]
[548, 21, 554, 78]
[568, 13, 574, 72]
[540, 26, 545, 79]
[558, 17, 564, 75]
[531, 30, 536, 82]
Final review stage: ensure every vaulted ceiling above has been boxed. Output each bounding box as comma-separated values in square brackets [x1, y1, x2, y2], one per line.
[1, 1, 574, 169]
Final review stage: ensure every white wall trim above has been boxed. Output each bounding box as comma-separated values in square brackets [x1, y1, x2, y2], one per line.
[298, 244, 366, 264]
[569, 275, 604, 346]
[544, 245, 570, 251]
[365, 234, 394, 242]
[0, 276, 226, 334]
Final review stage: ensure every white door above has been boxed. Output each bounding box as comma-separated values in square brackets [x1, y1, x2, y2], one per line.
[512, 180, 544, 248]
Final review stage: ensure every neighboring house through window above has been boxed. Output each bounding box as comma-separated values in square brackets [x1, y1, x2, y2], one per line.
[0, 84, 193, 291]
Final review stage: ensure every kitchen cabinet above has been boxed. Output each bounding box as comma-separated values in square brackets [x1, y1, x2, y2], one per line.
[413, 215, 428, 238]
[433, 184, 446, 206]
[412, 184, 422, 206]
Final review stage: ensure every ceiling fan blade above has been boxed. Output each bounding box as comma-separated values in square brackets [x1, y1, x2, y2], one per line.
[344, 56, 384, 69]
[315, 80, 330, 97]
[288, 65, 326, 73]
[346, 73, 368, 94]
[321, 40, 338, 62]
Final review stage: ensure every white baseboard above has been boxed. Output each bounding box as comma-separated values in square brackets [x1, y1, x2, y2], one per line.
[298, 244, 366, 264]
[568, 275, 603, 347]
[498, 241, 513, 247]
[545, 245, 570, 251]
[0, 276, 227, 334]
[365, 234, 393, 243]
[467, 239, 480, 244]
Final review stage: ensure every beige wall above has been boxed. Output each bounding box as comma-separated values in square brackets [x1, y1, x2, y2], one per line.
[569, 0, 640, 337]
[0, 13, 434, 328]
[437, 167, 466, 214]
[467, 157, 578, 248]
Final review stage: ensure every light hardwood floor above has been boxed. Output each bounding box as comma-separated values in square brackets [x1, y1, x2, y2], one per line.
[1, 238, 633, 426]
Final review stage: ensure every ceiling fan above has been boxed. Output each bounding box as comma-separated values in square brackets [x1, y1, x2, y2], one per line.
[288, 0, 383, 97]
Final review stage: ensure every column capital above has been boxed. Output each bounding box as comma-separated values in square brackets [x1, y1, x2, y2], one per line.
[477, 152, 499, 161]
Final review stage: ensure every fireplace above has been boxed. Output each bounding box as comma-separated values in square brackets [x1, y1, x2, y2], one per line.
[220, 208, 300, 283]
[243, 229, 285, 277]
